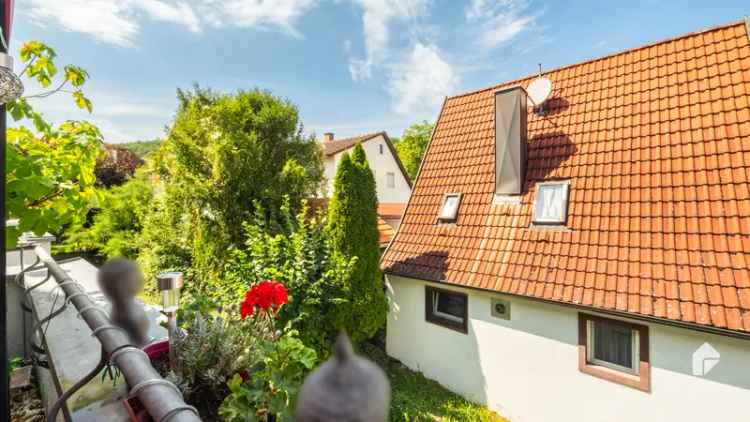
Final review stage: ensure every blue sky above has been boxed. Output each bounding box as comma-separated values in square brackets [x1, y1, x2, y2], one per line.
[10, 0, 750, 142]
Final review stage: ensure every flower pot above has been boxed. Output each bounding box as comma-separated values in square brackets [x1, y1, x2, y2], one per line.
[143, 339, 170, 360]
[122, 340, 170, 422]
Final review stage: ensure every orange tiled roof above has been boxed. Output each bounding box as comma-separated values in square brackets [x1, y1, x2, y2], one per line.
[323, 132, 384, 156]
[378, 203, 407, 219]
[382, 21, 750, 334]
[378, 217, 396, 246]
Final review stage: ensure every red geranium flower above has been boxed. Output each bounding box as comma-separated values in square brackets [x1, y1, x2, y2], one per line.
[271, 282, 288, 306]
[239, 296, 256, 319]
[239, 280, 288, 319]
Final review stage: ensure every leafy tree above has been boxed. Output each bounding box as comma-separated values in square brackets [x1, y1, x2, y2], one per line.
[119, 138, 162, 158]
[394, 120, 434, 180]
[58, 168, 154, 259]
[138, 87, 324, 291]
[95, 144, 144, 187]
[326, 144, 387, 343]
[6, 41, 100, 247]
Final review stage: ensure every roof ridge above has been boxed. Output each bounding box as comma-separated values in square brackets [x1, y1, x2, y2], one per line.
[325, 131, 384, 144]
[450, 18, 747, 100]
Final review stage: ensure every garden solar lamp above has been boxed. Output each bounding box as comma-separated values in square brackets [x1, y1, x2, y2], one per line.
[157, 271, 183, 340]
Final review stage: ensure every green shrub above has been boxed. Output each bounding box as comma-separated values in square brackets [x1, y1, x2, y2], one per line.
[325, 144, 388, 344]
[219, 281, 317, 422]
[58, 169, 154, 260]
[223, 200, 354, 357]
[137, 87, 324, 293]
[220, 330, 316, 422]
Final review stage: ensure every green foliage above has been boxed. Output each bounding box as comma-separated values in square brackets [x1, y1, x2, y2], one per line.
[394, 121, 434, 180]
[119, 139, 162, 158]
[220, 329, 317, 422]
[361, 344, 507, 422]
[224, 200, 354, 357]
[325, 144, 388, 344]
[167, 313, 254, 419]
[139, 87, 324, 292]
[58, 169, 154, 259]
[6, 41, 100, 248]
[8, 357, 25, 374]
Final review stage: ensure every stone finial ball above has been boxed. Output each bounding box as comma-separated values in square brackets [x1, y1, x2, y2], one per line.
[295, 332, 391, 422]
[98, 258, 144, 300]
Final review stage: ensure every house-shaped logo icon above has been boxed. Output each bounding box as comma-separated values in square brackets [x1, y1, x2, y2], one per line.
[692, 342, 720, 376]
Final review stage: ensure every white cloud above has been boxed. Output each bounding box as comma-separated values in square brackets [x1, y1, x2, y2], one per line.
[22, 0, 316, 47]
[466, 0, 537, 49]
[25, 1, 140, 47]
[388, 43, 457, 117]
[201, 0, 317, 37]
[346, 0, 428, 80]
[132, 0, 201, 33]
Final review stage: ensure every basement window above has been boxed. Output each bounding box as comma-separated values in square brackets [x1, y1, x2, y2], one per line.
[438, 193, 461, 223]
[532, 181, 570, 225]
[579, 314, 650, 392]
[426, 286, 468, 333]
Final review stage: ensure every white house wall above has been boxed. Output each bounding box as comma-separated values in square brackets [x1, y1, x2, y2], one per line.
[385, 274, 750, 422]
[323, 135, 411, 203]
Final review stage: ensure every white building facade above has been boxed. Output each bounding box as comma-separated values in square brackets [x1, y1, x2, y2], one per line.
[386, 275, 750, 422]
[321, 132, 411, 204]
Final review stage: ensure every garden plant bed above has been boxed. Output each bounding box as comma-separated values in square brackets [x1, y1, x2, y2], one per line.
[125, 340, 227, 421]
[361, 344, 508, 422]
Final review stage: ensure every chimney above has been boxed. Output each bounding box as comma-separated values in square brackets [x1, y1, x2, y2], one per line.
[323, 132, 335, 142]
[494, 86, 527, 196]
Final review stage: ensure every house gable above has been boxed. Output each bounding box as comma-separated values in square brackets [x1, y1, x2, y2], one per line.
[382, 20, 750, 335]
[323, 132, 412, 204]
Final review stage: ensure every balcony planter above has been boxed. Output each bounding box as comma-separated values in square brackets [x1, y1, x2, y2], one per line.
[122, 340, 170, 422]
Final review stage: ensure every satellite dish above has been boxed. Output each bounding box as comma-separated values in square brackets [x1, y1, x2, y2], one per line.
[526, 77, 552, 107]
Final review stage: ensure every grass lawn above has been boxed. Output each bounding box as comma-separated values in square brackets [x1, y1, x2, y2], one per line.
[361, 343, 509, 422]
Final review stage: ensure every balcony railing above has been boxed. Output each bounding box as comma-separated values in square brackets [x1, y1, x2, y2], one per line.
[23, 245, 201, 422]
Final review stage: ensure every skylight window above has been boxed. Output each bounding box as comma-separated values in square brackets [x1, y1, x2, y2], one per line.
[439, 193, 461, 222]
[533, 181, 570, 225]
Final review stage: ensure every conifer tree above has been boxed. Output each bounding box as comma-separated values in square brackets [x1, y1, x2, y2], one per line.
[326, 144, 388, 343]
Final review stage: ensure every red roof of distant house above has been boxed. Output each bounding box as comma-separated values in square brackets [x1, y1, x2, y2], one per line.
[378, 217, 396, 247]
[382, 21, 750, 335]
[323, 132, 384, 156]
[378, 203, 406, 219]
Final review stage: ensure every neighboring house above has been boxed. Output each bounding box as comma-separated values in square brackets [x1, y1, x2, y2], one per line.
[381, 21, 750, 422]
[321, 131, 411, 246]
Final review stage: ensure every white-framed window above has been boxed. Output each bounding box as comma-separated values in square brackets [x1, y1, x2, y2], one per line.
[533, 180, 570, 224]
[587, 319, 640, 375]
[386, 172, 395, 188]
[425, 286, 468, 333]
[438, 193, 461, 222]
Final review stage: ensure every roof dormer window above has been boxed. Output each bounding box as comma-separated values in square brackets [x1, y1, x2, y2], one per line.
[438, 193, 461, 223]
[532, 181, 570, 225]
